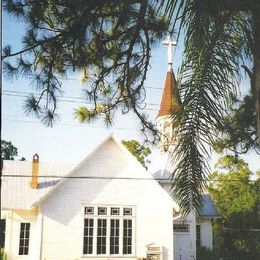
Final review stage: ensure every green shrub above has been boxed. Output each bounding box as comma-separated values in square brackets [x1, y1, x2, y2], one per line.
[0, 248, 6, 260]
[197, 247, 219, 260]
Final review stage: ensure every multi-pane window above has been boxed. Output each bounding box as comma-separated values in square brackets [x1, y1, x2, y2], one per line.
[123, 208, 132, 216]
[0, 219, 6, 248]
[111, 207, 120, 215]
[123, 219, 132, 254]
[98, 207, 107, 215]
[83, 219, 94, 254]
[85, 207, 94, 215]
[97, 219, 107, 254]
[83, 206, 134, 256]
[173, 223, 189, 232]
[196, 225, 201, 249]
[19, 223, 30, 255]
[110, 219, 120, 254]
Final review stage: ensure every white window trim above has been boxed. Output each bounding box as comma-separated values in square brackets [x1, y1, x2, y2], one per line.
[18, 222, 31, 256]
[173, 223, 190, 233]
[82, 205, 136, 257]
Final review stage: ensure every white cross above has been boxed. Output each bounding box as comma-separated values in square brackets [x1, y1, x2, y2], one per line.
[163, 35, 177, 70]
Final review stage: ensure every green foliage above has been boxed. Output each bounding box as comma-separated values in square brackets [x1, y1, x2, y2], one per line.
[197, 247, 219, 260]
[214, 93, 259, 154]
[121, 140, 151, 169]
[3, 0, 167, 133]
[1, 140, 18, 160]
[208, 155, 260, 259]
[0, 248, 6, 260]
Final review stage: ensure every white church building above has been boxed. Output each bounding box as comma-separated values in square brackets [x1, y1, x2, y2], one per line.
[0, 37, 218, 260]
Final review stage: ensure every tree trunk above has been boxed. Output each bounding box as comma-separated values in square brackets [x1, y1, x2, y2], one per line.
[253, 4, 260, 144]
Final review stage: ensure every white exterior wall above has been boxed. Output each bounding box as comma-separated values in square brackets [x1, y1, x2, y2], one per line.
[39, 139, 174, 260]
[160, 182, 196, 260]
[173, 213, 196, 260]
[4, 209, 38, 260]
[156, 115, 173, 151]
[197, 218, 213, 249]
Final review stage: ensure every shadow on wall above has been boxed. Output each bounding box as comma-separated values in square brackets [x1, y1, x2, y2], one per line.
[41, 140, 128, 225]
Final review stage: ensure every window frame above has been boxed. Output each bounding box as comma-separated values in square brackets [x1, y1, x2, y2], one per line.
[173, 223, 190, 233]
[123, 218, 133, 255]
[82, 205, 135, 257]
[18, 222, 31, 255]
[83, 218, 94, 255]
[196, 224, 201, 249]
[0, 219, 6, 248]
[110, 218, 120, 255]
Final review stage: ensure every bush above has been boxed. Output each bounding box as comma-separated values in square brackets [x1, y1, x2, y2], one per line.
[197, 247, 219, 260]
[0, 248, 6, 260]
[197, 247, 260, 260]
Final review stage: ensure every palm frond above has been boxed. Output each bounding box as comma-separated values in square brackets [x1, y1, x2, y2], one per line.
[165, 2, 251, 216]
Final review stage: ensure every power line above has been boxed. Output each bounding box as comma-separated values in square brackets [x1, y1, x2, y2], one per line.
[3, 72, 163, 90]
[216, 227, 260, 232]
[2, 174, 160, 181]
[2, 174, 258, 183]
[2, 118, 144, 131]
[3, 89, 160, 106]
[3, 90, 90, 101]
[2, 90, 160, 110]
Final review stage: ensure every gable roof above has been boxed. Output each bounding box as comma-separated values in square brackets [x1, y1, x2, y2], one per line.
[1, 160, 74, 210]
[157, 69, 180, 118]
[197, 194, 219, 218]
[1, 134, 158, 210]
[33, 134, 153, 207]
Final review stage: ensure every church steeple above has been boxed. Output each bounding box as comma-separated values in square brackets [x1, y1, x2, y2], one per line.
[157, 35, 180, 152]
[157, 69, 179, 118]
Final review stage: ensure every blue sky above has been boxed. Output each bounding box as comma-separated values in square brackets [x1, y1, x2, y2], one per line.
[2, 11, 259, 173]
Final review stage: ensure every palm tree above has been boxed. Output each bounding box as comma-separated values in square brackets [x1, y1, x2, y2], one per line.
[156, 0, 260, 215]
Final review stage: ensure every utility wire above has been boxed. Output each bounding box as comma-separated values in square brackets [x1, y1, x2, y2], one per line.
[1, 174, 258, 182]
[3, 90, 160, 106]
[216, 227, 260, 232]
[2, 91, 160, 110]
[2, 118, 143, 131]
[2, 174, 160, 180]
[3, 72, 164, 90]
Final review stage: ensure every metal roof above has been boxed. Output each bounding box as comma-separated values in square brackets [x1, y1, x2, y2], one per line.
[1, 160, 74, 210]
[197, 194, 219, 217]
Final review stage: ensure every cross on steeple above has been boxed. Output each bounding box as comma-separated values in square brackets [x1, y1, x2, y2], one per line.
[163, 35, 176, 71]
